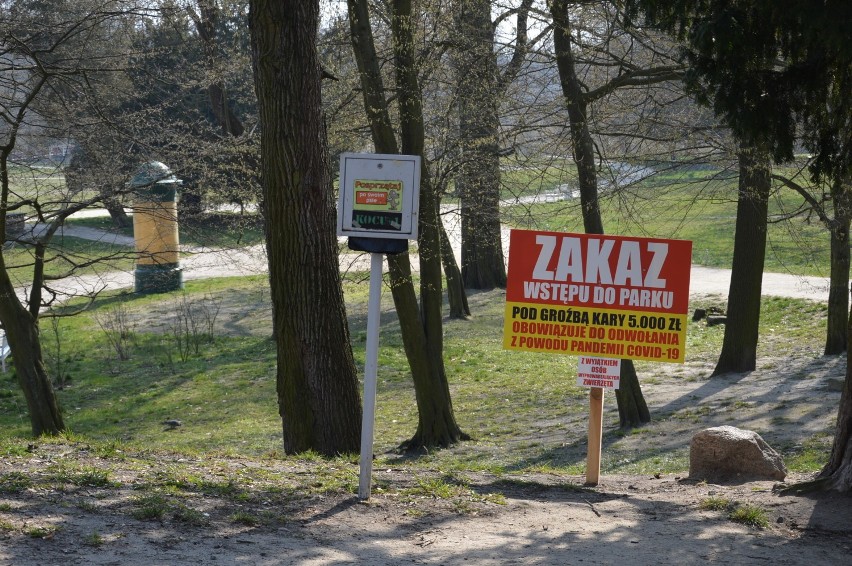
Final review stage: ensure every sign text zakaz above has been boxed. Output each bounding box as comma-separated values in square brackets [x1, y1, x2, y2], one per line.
[503, 230, 692, 363]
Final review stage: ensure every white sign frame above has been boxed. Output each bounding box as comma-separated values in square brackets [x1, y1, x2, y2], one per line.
[577, 356, 621, 390]
[337, 153, 421, 240]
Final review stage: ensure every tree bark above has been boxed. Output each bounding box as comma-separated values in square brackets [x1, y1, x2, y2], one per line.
[452, 0, 518, 290]
[249, 0, 362, 455]
[712, 145, 771, 375]
[614, 360, 650, 427]
[392, 0, 466, 447]
[387, 254, 467, 447]
[0, 151, 64, 435]
[825, 178, 851, 354]
[814, 307, 852, 490]
[0, 277, 64, 436]
[103, 200, 131, 229]
[551, 0, 648, 426]
[439, 220, 470, 319]
[65, 149, 131, 228]
[196, 0, 246, 139]
[347, 0, 467, 449]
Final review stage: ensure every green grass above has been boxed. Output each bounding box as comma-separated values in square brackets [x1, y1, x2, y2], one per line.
[500, 156, 580, 199]
[785, 433, 834, 472]
[0, 472, 32, 493]
[0, 274, 833, 481]
[67, 211, 265, 249]
[46, 464, 117, 488]
[3, 237, 135, 281]
[84, 532, 105, 547]
[504, 165, 832, 277]
[4, 167, 69, 202]
[229, 510, 262, 526]
[131, 493, 171, 520]
[699, 496, 731, 511]
[728, 504, 770, 528]
[699, 497, 770, 529]
[25, 525, 58, 538]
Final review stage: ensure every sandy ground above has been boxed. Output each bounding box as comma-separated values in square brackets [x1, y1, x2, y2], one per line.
[1, 462, 850, 565]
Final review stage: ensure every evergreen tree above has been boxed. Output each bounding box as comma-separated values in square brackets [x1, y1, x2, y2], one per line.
[626, 0, 852, 491]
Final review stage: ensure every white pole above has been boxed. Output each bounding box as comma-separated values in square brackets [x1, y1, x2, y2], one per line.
[358, 252, 384, 500]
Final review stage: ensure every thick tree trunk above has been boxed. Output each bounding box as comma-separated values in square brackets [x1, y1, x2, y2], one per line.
[712, 146, 771, 375]
[614, 360, 650, 426]
[453, 0, 506, 290]
[825, 179, 851, 354]
[812, 308, 852, 491]
[104, 198, 131, 229]
[249, 0, 361, 455]
[551, 0, 648, 426]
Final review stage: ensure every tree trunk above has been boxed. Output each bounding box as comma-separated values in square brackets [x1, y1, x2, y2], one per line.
[65, 149, 132, 229]
[0, 284, 64, 436]
[347, 0, 466, 449]
[439, 219, 470, 319]
[249, 0, 362, 455]
[453, 0, 506, 290]
[104, 198, 131, 229]
[387, 254, 468, 447]
[392, 0, 466, 447]
[197, 0, 246, 139]
[614, 360, 650, 426]
[825, 178, 851, 354]
[712, 145, 771, 375]
[813, 307, 852, 490]
[551, 0, 648, 426]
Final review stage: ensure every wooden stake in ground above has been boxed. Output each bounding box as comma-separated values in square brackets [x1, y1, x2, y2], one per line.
[586, 387, 604, 486]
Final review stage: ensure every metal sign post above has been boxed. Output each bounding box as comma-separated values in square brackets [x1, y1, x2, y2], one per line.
[358, 253, 384, 499]
[336, 153, 421, 501]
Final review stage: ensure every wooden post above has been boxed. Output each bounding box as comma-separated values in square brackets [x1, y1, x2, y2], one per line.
[585, 387, 604, 486]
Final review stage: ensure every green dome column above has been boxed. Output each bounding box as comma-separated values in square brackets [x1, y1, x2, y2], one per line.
[129, 162, 183, 294]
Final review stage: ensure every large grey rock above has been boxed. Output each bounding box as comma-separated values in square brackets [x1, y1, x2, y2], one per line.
[689, 426, 787, 482]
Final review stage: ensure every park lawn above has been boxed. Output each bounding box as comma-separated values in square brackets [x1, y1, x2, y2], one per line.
[67, 211, 265, 249]
[505, 168, 830, 277]
[3, 237, 135, 282]
[0, 275, 831, 477]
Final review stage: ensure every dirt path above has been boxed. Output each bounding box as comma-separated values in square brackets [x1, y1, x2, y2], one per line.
[1, 468, 850, 565]
[33, 216, 831, 303]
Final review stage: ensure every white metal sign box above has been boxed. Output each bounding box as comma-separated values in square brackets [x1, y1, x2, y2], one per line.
[337, 153, 421, 240]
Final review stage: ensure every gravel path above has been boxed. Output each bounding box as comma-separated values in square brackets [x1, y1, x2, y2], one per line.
[20, 216, 831, 303]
